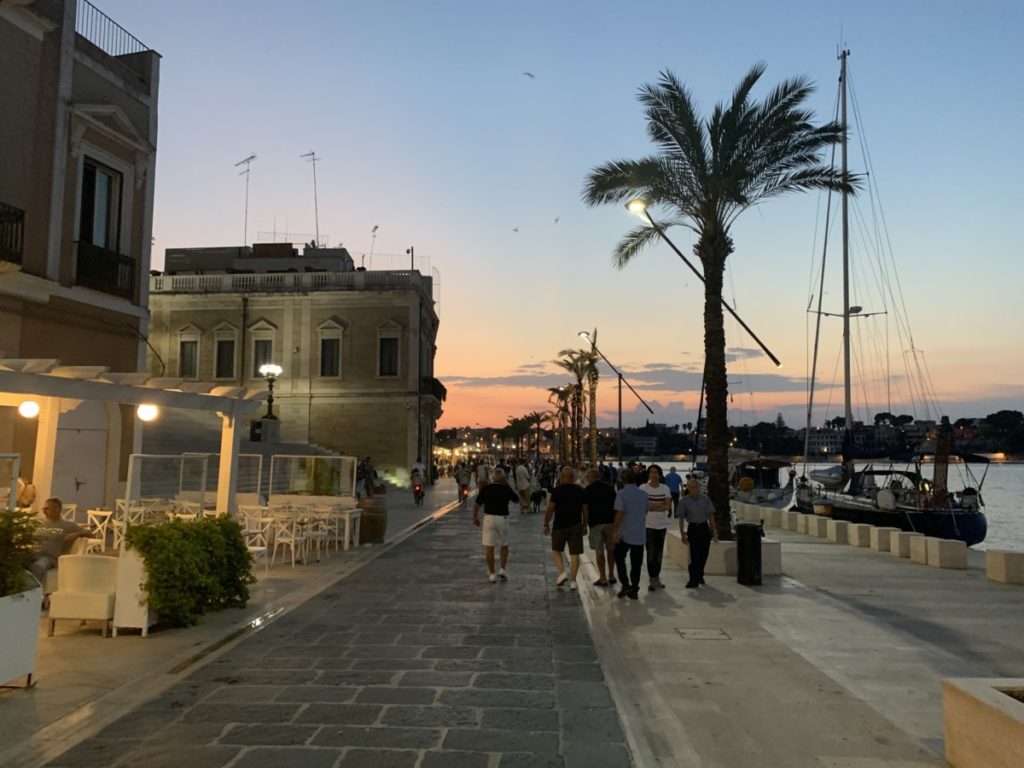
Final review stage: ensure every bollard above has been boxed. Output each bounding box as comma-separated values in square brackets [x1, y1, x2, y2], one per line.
[736, 522, 763, 586]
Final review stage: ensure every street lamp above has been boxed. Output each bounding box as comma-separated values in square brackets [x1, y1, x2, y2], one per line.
[626, 199, 782, 367]
[579, 330, 653, 465]
[259, 362, 283, 419]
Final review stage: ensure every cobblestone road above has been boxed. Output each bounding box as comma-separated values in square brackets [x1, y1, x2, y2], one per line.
[46, 509, 631, 768]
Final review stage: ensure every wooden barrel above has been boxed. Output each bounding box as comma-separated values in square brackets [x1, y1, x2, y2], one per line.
[359, 495, 387, 544]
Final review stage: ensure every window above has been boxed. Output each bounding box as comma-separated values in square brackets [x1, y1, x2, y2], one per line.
[179, 340, 198, 378]
[79, 158, 122, 250]
[320, 337, 340, 377]
[253, 338, 273, 377]
[215, 339, 235, 379]
[379, 337, 399, 377]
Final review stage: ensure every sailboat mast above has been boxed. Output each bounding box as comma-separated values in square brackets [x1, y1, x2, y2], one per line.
[840, 49, 853, 432]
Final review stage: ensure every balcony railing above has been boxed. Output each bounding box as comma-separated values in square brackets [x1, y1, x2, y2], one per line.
[151, 270, 432, 297]
[75, 0, 150, 57]
[0, 202, 25, 266]
[420, 377, 447, 402]
[76, 241, 136, 300]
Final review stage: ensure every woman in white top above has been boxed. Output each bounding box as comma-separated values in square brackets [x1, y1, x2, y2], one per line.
[640, 464, 672, 590]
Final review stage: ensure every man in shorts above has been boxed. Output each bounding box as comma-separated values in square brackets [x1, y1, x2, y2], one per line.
[472, 468, 519, 583]
[543, 466, 586, 590]
[582, 468, 617, 587]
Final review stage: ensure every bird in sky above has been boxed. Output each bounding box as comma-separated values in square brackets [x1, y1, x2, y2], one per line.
[512, 226, 519, 232]
[553, 216, 560, 225]
[522, 71, 535, 79]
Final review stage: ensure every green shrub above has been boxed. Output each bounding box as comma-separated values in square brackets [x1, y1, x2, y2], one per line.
[125, 516, 255, 627]
[0, 509, 38, 597]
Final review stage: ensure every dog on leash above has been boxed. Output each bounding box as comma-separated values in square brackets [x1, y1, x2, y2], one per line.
[530, 488, 548, 514]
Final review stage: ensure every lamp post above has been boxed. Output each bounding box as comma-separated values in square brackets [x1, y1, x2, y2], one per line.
[258, 363, 283, 419]
[626, 199, 782, 368]
[578, 330, 653, 466]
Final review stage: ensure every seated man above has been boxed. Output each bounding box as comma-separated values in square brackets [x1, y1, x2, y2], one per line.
[31, 498, 93, 582]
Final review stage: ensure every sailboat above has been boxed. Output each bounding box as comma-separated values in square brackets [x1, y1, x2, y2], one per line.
[794, 51, 988, 546]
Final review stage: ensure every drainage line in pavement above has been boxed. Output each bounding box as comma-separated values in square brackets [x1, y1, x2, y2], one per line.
[166, 606, 284, 674]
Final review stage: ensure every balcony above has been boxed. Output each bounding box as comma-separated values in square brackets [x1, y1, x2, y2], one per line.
[76, 241, 136, 301]
[74, 0, 156, 88]
[0, 202, 25, 269]
[420, 377, 447, 403]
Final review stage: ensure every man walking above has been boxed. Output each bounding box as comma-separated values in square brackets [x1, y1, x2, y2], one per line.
[472, 468, 520, 583]
[515, 460, 532, 513]
[582, 468, 617, 587]
[641, 464, 672, 591]
[544, 466, 585, 591]
[611, 469, 647, 599]
[677, 477, 718, 588]
[664, 466, 683, 516]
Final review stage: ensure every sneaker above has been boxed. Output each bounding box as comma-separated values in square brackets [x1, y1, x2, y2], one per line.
[627, 588, 639, 600]
[617, 588, 629, 599]
[608, 576, 618, 586]
[685, 581, 699, 589]
[498, 569, 508, 582]
[556, 573, 568, 587]
[568, 580, 577, 591]
[650, 577, 664, 590]
[488, 573, 497, 584]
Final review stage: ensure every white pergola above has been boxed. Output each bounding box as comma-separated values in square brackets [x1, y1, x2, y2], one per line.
[0, 358, 265, 514]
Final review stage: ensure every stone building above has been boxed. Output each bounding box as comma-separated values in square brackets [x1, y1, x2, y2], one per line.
[0, 0, 160, 509]
[147, 244, 445, 481]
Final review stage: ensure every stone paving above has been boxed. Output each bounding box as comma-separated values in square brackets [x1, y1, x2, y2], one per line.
[44, 509, 631, 768]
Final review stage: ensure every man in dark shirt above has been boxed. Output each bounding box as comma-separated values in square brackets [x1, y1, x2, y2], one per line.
[582, 468, 618, 587]
[543, 466, 586, 591]
[473, 468, 519, 583]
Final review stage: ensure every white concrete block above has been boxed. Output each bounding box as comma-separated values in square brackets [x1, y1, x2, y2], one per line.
[890, 530, 923, 558]
[665, 530, 782, 576]
[807, 516, 829, 537]
[826, 519, 848, 544]
[943, 677, 1024, 768]
[783, 510, 800, 531]
[986, 550, 1024, 584]
[910, 534, 929, 564]
[926, 537, 967, 569]
[871, 526, 899, 552]
[796, 512, 810, 534]
[764, 507, 782, 529]
[847, 523, 872, 548]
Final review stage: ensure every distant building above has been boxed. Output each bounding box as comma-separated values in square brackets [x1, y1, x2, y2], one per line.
[146, 243, 444, 479]
[799, 428, 844, 457]
[0, 0, 160, 509]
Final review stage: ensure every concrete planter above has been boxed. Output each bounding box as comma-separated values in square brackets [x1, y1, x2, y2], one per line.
[0, 583, 42, 687]
[943, 678, 1024, 768]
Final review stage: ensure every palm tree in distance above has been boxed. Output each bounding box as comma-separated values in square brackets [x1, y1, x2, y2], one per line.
[583, 64, 857, 538]
[555, 350, 590, 466]
[547, 386, 572, 465]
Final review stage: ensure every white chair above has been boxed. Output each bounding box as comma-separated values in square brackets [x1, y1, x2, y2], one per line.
[60, 503, 80, 523]
[47, 555, 119, 637]
[242, 514, 274, 571]
[110, 519, 127, 552]
[116, 500, 146, 526]
[271, 515, 307, 568]
[339, 508, 362, 551]
[316, 505, 342, 553]
[86, 509, 113, 549]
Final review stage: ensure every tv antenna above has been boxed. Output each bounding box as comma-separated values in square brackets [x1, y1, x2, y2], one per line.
[369, 225, 379, 268]
[234, 153, 256, 244]
[300, 151, 321, 247]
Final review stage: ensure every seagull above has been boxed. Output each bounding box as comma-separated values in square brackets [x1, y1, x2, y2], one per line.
[522, 71, 535, 79]
[553, 216, 560, 225]
[512, 226, 519, 232]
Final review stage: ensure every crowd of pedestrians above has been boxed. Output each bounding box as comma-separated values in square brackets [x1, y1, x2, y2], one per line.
[459, 456, 719, 594]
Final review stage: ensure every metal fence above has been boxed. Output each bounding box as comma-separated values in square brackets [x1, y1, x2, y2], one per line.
[0, 202, 25, 266]
[75, 0, 150, 58]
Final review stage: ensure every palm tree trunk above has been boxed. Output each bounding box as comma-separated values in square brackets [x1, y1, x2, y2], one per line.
[589, 381, 598, 465]
[700, 232, 734, 540]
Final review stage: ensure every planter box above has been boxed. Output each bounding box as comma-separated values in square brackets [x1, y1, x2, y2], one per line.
[0, 584, 42, 687]
[113, 547, 157, 637]
[943, 678, 1024, 767]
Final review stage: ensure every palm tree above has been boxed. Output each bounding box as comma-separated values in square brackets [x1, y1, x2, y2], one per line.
[547, 386, 572, 465]
[524, 410, 546, 460]
[555, 350, 590, 466]
[583, 64, 856, 538]
[579, 330, 601, 466]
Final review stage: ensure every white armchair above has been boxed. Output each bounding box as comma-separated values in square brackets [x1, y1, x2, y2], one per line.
[47, 555, 119, 638]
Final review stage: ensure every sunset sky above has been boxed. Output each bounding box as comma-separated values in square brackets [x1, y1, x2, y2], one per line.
[103, 0, 1024, 430]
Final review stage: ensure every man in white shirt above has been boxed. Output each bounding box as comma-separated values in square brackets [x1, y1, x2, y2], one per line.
[640, 464, 672, 591]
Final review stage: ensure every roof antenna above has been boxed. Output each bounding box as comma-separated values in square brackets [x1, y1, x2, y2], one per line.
[369, 225, 378, 269]
[300, 151, 321, 247]
[234, 154, 256, 244]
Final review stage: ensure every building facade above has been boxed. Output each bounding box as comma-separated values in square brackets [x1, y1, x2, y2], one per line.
[147, 244, 444, 480]
[0, 0, 160, 509]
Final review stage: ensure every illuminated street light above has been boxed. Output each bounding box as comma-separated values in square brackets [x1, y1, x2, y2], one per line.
[259, 363, 283, 419]
[579, 329, 653, 465]
[626, 199, 781, 367]
[137, 403, 159, 422]
[18, 400, 40, 418]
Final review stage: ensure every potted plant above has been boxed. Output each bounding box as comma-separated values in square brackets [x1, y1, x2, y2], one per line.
[0, 508, 42, 687]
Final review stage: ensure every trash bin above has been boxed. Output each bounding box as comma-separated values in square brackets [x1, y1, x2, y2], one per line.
[736, 522, 763, 586]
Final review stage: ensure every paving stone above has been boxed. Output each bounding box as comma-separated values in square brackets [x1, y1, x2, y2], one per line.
[419, 751, 491, 768]
[432, 659, 494, 672]
[421, 645, 482, 659]
[203, 669, 319, 686]
[499, 754, 565, 768]
[45, 739, 140, 768]
[556, 681, 614, 709]
[398, 670, 475, 687]
[346, 644, 424, 659]
[553, 645, 598, 662]
[90, 707, 177, 740]
[275, 685, 360, 703]
[139, 683, 213, 711]
[355, 686, 438, 705]
[351, 658, 435, 671]
[294, 703, 383, 725]
[141, 721, 228, 747]
[462, 634, 518, 646]
[115, 744, 242, 768]
[560, 706, 627, 743]
[443, 727, 559, 754]
[349, 632, 402, 644]
[480, 646, 550, 661]
[231, 746, 342, 768]
[480, 707, 560, 731]
[439, 688, 556, 709]
[182, 702, 302, 724]
[315, 669, 398, 686]
[336, 748, 420, 767]
[203, 685, 282, 704]
[311, 725, 443, 749]
[219, 724, 318, 746]
[381, 705, 479, 728]
[473, 672, 555, 690]
[563, 740, 632, 767]
[395, 633, 465, 645]
[555, 661, 606, 682]
[498, 660, 555, 675]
